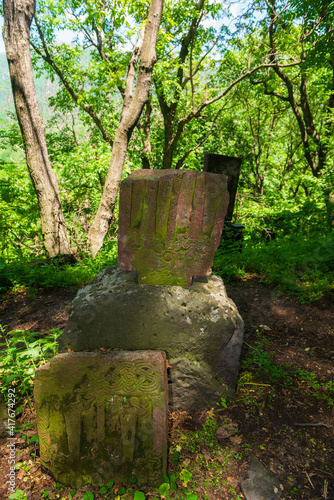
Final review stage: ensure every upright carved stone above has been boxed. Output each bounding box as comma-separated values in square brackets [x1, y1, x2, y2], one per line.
[118, 169, 229, 286]
[34, 351, 168, 488]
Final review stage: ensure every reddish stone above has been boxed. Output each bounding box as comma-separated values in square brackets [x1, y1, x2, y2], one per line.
[118, 169, 229, 286]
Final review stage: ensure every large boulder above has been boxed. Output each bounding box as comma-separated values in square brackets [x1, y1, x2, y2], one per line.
[59, 266, 244, 410]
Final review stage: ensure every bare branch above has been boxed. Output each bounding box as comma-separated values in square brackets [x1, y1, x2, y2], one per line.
[175, 102, 228, 169]
[182, 37, 219, 89]
[32, 15, 114, 146]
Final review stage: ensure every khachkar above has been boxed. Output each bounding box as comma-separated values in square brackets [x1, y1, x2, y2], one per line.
[118, 169, 229, 286]
[34, 351, 168, 488]
[60, 168, 244, 411]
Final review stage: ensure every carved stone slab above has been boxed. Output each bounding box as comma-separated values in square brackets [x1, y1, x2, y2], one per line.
[118, 169, 229, 286]
[34, 351, 168, 488]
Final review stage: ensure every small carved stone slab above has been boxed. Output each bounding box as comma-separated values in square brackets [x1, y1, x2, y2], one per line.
[118, 169, 229, 286]
[34, 351, 168, 488]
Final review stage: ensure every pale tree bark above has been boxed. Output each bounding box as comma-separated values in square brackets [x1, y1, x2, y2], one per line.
[87, 0, 164, 257]
[3, 0, 71, 257]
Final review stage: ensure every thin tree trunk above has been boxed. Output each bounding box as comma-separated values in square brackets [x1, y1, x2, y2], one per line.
[87, 0, 164, 258]
[3, 0, 71, 257]
[141, 99, 152, 169]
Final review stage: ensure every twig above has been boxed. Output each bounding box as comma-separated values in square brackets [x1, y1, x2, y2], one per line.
[323, 479, 328, 499]
[293, 423, 330, 428]
[242, 382, 272, 387]
[304, 471, 315, 489]
[315, 469, 334, 477]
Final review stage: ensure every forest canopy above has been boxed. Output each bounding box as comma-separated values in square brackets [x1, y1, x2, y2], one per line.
[0, 0, 333, 294]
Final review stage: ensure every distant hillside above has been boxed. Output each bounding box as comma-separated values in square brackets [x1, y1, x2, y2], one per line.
[0, 53, 13, 123]
[0, 53, 54, 124]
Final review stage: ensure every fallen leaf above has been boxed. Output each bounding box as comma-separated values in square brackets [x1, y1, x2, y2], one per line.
[230, 435, 242, 445]
[201, 449, 211, 461]
[216, 423, 238, 439]
[17, 469, 27, 480]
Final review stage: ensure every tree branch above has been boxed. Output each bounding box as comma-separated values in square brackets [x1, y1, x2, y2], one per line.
[175, 102, 227, 169]
[32, 16, 114, 146]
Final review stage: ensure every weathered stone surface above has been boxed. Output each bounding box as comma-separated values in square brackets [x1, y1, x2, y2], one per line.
[241, 455, 283, 500]
[34, 350, 168, 488]
[59, 266, 244, 410]
[118, 169, 229, 286]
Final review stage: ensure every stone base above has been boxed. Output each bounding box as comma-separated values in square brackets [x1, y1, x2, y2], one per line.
[34, 351, 168, 488]
[59, 266, 244, 410]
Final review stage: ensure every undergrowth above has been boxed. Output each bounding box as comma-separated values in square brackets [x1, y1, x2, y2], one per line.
[1, 232, 333, 304]
[0, 250, 117, 293]
[0, 326, 61, 405]
[239, 331, 334, 407]
[214, 232, 334, 302]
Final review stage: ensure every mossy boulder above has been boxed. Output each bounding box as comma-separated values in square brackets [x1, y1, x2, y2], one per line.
[59, 266, 244, 410]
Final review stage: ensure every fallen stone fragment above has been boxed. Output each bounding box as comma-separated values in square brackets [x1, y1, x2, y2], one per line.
[34, 350, 168, 488]
[241, 455, 283, 500]
[215, 422, 238, 441]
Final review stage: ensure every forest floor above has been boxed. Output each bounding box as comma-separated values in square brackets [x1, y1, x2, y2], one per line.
[0, 276, 333, 500]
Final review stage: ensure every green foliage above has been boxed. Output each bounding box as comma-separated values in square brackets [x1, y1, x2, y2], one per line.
[216, 397, 228, 408]
[133, 491, 146, 500]
[214, 233, 334, 302]
[83, 492, 94, 500]
[8, 491, 27, 500]
[0, 326, 61, 404]
[0, 247, 117, 292]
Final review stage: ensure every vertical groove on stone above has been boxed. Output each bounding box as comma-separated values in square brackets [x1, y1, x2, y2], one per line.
[166, 172, 183, 249]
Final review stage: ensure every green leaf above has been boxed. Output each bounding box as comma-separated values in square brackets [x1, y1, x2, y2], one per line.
[83, 492, 94, 500]
[158, 483, 170, 496]
[118, 486, 126, 495]
[27, 435, 39, 443]
[133, 491, 145, 500]
[8, 491, 27, 500]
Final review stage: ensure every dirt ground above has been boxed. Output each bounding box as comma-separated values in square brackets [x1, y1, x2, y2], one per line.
[0, 276, 333, 500]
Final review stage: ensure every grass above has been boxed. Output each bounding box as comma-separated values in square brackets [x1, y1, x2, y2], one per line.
[213, 232, 334, 302]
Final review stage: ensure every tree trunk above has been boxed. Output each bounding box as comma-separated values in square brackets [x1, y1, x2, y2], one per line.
[141, 99, 152, 169]
[87, 0, 164, 258]
[3, 0, 71, 257]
